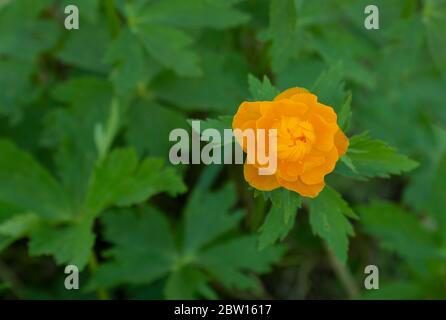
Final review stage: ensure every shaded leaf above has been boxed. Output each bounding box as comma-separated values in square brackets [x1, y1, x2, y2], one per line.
[309, 186, 356, 264]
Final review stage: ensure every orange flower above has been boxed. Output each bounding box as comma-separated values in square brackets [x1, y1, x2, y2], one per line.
[232, 87, 349, 198]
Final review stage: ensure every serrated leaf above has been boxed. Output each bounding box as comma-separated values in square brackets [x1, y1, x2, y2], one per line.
[189, 116, 233, 135]
[358, 202, 441, 264]
[258, 189, 301, 249]
[87, 206, 176, 288]
[43, 77, 114, 212]
[88, 167, 284, 298]
[311, 62, 346, 111]
[105, 29, 160, 95]
[0, 140, 72, 221]
[198, 235, 285, 290]
[338, 92, 352, 132]
[165, 267, 215, 300]
[29, 218, 95, 270]
[84, 148, 186, 217]
[309, 186, 356, 264]
[248, 74, 279, 101]
[0, 211, 38, 252]
[136, 25, 201, 76]
[183, 182, 243, 253]
[336, 132, 419, 179]
[0, 213, 38, 237]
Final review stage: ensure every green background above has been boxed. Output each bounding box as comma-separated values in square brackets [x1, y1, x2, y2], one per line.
[0, 0, 445, 299]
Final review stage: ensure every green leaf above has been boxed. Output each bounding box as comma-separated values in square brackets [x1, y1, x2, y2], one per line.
[336, 132, 419, 179]
[88, 167, 284, 297]
[198, 235, 285, 290]
[338, 92, 352, 132]
[165, 267, 215, 300]
[57, 19, 110, 73]
[0, 59, 35, 121]
[136, 25, 201, 77]
[0, 140, 72, 221]
[311, 62, 346, 111]
[358, 202, 441, 264]
[42, 77, 114, 212]
[126, 100, 187, 158]
[0, 211, 38, 252]
[269, 0, 298, 72]
[258, 189, 302, 249]
[154, 51, 248, 113]
[404, 144, 446, 242]
[29, 218, 95, 270]
[423, 0, 446, 71]
[87, 206, 177, 288]
[310, 27, 376, 89]
[185, 168, 285, 291]
[248, 74, 279, 101]
[309, 186, 356, 264]
[183, 182, 243, 253]
[84, 148, 186, 218]
[134, 0, 249, 29]
[0, 2, 59, 61]
[0, 213, 38, 238]
[105, 29, 160, 95]
[190, 116, 233, 133]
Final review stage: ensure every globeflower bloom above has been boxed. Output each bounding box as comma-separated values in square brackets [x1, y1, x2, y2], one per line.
[232, 87, 349, 198]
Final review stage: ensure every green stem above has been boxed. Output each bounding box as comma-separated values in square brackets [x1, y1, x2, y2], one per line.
[325, 244, 360, 300]
[88, 253, 110, 300]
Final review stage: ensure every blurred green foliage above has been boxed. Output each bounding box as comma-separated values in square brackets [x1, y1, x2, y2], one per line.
[0, 0, 445, 300]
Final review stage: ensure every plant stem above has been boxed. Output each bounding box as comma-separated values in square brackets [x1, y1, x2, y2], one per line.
[325, 244, 360, 300]
[88, 253, 110, 300]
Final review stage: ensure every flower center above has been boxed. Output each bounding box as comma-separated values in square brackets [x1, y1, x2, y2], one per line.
[276, 117, 315, 161]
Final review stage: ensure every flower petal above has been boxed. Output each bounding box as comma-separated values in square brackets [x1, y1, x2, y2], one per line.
[309, 113, 338, 152]
[334, 130, 349, 156]
[244, 163, 280, 191]
[277, 176, 325, 198]
[276, 160, 303, 182]
[275, 99, 308, 118]
[310, 102, 337, 124]
[274, 87, 309, 101]
[232, 101, 262, 131]
[300, 147, 338, 185]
